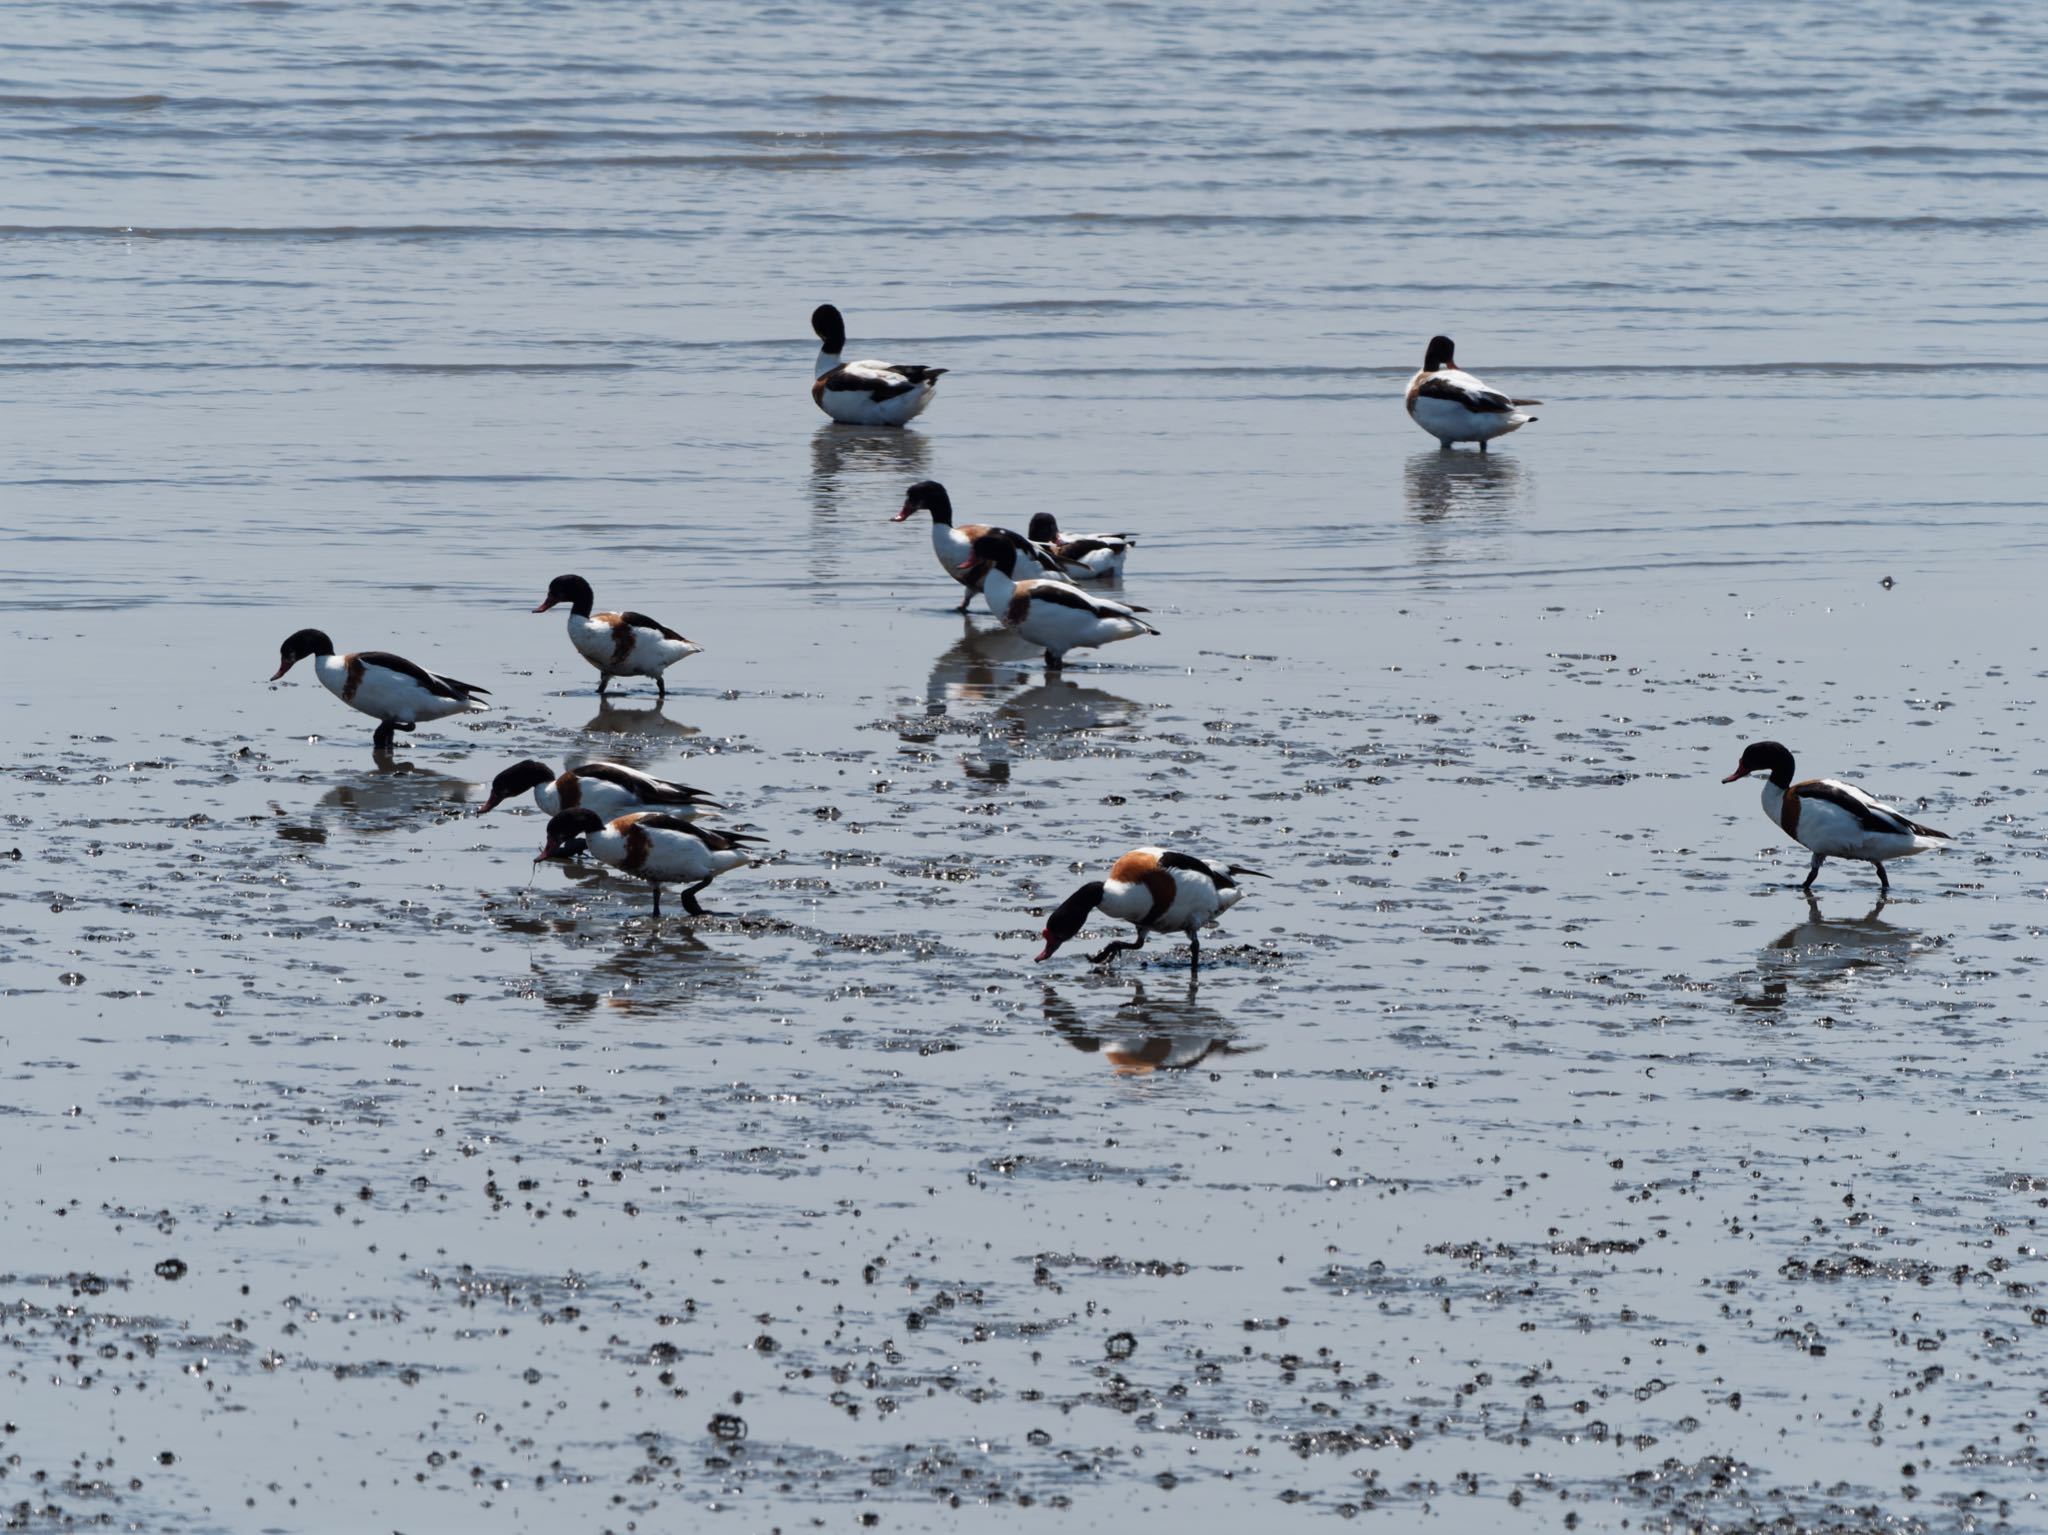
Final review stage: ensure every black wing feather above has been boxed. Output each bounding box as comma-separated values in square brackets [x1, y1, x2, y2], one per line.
[1417, 374, 1514, 414]
[1798, 780, 1950, 840]
[618, 611, 691, 643]
[359, 651, 488, 700]
[634, 813, 766, 849]
[1160, 850, 1230, 888]
[576, 762, 717, 806]
[822, 365, 919, 402]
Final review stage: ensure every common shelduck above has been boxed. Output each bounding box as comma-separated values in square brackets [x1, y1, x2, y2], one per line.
[270, 629, 489, 754]
[1722, 741, 1953, 896]
[537, 809, 763, 922]
[1038, 848, 1267, 974]
[1026, 513, 1136, 581]
[811, 304, 946, 427]
[894, 481, 1073, 611]
[481, 759, 720, 820]
[961, 533, 1157, 670]
[1405, 335, 1540, 450]
[533, 575, 702, 700]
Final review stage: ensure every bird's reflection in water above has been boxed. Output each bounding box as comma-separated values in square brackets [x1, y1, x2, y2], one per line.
[924, 621, 1041, 715]
[582, 702, 703, 745]
[280, 761, 473, 838]
[1403, 449, 1528, 566]
[534, 926, 751, 1016]
[1734, 898, 1929, 1013]
[811, 423, 933, 524]
[997, 676, 1142, 739]
[1042, 980, 1259, 1075]
[923, 624, 1142, 735]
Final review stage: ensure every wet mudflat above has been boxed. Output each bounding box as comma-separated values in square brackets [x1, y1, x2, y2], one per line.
[7, 0, 2048, 1530]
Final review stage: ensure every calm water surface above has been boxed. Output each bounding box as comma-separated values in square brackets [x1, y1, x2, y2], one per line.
[4, 2, 2048, 1530]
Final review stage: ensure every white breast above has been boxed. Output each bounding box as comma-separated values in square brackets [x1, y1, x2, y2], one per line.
[568, 614, 617, 670]
[931, 523, 975, 582]
[1100, 877, 1155, 924]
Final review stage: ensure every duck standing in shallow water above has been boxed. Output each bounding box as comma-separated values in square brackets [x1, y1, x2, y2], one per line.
[1037, 848, 1267, 975]
[1722, 740, 1952, 895]
[533, 575, 702, 700]
[537, 809, 762, 923]
[1405, 335, 1540, 450]
[961, 533, 1156, 670]
[481, 759, 720, 820]
[811, 304, 946, 427]
[894, 481, 1074, 611]
[270, 629, 489, 754]
[1026, 513, 1135, 581]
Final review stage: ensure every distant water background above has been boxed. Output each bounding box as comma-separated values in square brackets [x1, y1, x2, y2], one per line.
[5, 3, 2048, 1531]
[7, 0, 2046, 626]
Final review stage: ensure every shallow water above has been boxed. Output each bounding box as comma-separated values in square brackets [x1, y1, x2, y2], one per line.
[5, 2, 2048, 1531]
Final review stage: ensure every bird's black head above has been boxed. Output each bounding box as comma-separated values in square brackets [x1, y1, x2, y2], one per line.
[271, 628, 334, 681]
[1037, 881, 1105, 963]
[482, 759, 555, 814]
[1423, 335, 1457, 371]
[539, 807, 605, 862]
[895, 479, 951, 525]
[811, 303, 846, 353]
[534, 574, 595, 617]
[1723, 740, 1796, 788]
[1026, 512, 1060, 543]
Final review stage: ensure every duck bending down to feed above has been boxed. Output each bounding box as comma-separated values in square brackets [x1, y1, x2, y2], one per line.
[1038, 848, 1267, 975]
[1405, 334, 1540, 450]
[537, 809, 763, 922]
[533, 575, 702, 700]
[270, 628, 489, 754]
[1722, 740, 1952, 895]
[811, 304, 947, 426]
[1026, 513, 1135, 581]
[894, 480, 1073, 611]
[481, 759, 721, 820]
[960, 533, 1157, 670]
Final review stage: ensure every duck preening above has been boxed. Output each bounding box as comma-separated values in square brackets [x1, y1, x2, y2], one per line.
[894, 481, 1073, 611]
[811, 304, 947, 427]
[1405, 335, 1540, 450]
[960, 533, 1156, 669]
[1038, 848, 1267, 974]
[481, 759, 721, 819]
[1722, 740, 1953, 895]
[271, 628, 489, 754]
[537, 809, 763, 922]
[533, 575, 702, 700]
[1026, 513, 1136, 581]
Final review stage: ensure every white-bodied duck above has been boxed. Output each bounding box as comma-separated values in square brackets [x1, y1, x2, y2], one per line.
[1722, 740, 1952, 896]
[1026, 512, 1135, 581]
[481, 759, 721, 820]
[533, 574, 702, 700]
[894, 480, 1073, 611]
[538, 809, 762, 922]
[811, 304, 946, 427]
[1405, 334, 1540, 450]
[960, 533, 1156, 669]
[271, 628, 489, 754]
[1037, 848, 1267, 975]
